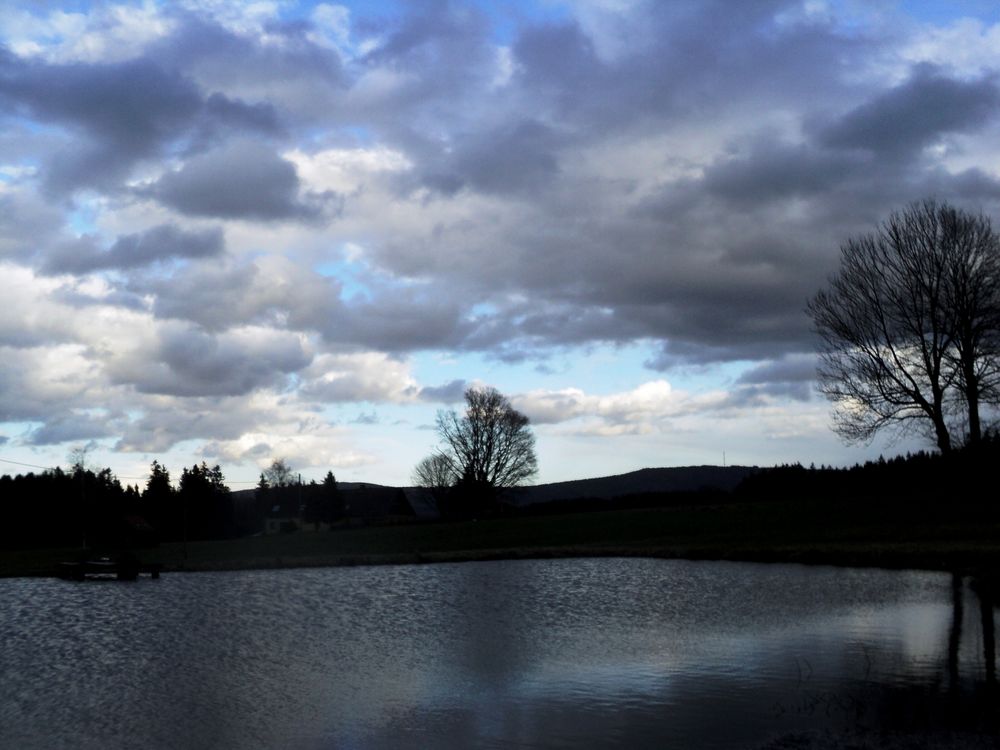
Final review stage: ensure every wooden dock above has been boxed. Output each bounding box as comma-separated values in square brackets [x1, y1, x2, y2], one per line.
[57, 558, 162, 581]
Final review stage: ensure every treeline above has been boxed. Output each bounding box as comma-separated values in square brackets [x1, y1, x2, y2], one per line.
[506, 490, 733, 517]
[0, 461, 237, 551]
[0, 460, 348, 552]
[505, 435, 1000, 517]
[4, 438, 998, 551]
[256, 471, 344, 532]
[735, 434, 1000, 505]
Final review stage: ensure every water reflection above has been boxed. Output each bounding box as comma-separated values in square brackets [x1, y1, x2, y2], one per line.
[1, 559, 997, 749]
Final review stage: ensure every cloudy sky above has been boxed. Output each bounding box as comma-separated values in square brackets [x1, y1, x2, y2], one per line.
[2, 0, 1000, 488]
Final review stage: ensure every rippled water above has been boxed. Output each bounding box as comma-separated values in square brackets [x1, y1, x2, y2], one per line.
[1, 558, 997, 749]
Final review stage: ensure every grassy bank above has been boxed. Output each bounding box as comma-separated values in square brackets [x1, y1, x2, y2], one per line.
[4, 494, 1000, 578]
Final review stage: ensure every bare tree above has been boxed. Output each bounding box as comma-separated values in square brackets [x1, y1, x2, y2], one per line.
[412, 453, 456, 491]
[263, 458, 295, 487]
[941, 207, 1000, 443]
[67, 444, 94, 474]
[429, 386, 537, 508]
[808, 200, 1000, 452]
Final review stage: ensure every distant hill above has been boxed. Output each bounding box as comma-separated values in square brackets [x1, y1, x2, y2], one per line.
[231, 468, 756, 508]
[230, 481, 383, 504]
[506, 466, 757, 506]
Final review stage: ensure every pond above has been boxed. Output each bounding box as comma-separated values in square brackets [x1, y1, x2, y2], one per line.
[1, 558, 997, 748]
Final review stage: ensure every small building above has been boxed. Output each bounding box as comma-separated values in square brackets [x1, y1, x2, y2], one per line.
[264, 502, 303, 534]
[341, 485, 418, 525]
[401, 487, 440, 521]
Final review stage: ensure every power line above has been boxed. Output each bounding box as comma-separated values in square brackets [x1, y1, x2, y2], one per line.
[0, 456, 55, 471]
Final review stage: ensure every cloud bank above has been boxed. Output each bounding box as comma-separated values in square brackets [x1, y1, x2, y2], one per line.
[3, 1, 999, 481]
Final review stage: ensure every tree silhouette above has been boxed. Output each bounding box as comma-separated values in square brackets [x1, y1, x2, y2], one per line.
[263, 458, 294, 487]
[178, 462, 233, 540]
[321, 471, 343, 525]
[412, 453, 454, 492]
[428, 386, 537, 513]
[142, 460, 174, 541]
[808, 200, 1000, 452]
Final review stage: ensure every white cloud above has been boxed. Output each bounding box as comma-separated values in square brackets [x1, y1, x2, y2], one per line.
[178, 0, 283, 36]
[285, 146, 412, 194]
[203, 423, 375, 472]
[309, 3, 353, 54]
[902, 18, 1000, 76]
[1, 0, 993, 484]
[0, 343, 101, 415]
[491, 45, 516, 88]
[514, 380, 720, 429]
[302, 352, 420, 403]
[1, 2, 174, 63]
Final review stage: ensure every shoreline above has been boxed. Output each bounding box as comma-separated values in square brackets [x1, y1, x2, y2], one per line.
[158, 545, 1000, 576]
[5, 542, 999, 580]
[4, 498, 1000, 579]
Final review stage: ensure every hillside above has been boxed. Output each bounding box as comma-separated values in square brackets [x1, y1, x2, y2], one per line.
[230, 480, 384, 502]
[507, 465, 757, 505]
[232, 467, 755, 507]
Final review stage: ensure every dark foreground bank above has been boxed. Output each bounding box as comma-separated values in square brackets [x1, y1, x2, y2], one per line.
[3, 493, 1000, 578]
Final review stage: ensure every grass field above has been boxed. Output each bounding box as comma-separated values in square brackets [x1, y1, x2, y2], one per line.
[4, 494, 1000, 578]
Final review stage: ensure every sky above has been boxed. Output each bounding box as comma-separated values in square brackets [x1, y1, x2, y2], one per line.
[2, 0, 1000, 489]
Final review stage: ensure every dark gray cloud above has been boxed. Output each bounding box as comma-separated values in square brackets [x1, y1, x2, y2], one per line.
[144, 260, 266, 329]
[507, 3, 868, 139]
[142, 256, 348, 335]
[149, 13, 346, 121]
[418, 379, 468, 403]
[426, 120, 561, 195]
[43, 224, 224, 274]
[0, 41, 284, 194]
[112, 325, 312, 398]
[512, 21, 606, 114]
[725, 381, 813, 405]
[0, 55, 200, 179]
[731, 354, 818, 402]
[0, 189, 64, 261]
[143, 254, 471, 353]
[26, 411, 121, 445]
[820, 66, 1000, 158]
[738, 354, 819, 386]
[330, 293, 470, 351]
[702, 140, 865, 207]
[6, 0, 1000, 476]
[203, 92, 283, 134]
[51, 284, 149, 312]
[329, 5, 939, 366]
[148, 140, 336, 221]
[359, 2, 495, 103]
[154, 328, 309, 396]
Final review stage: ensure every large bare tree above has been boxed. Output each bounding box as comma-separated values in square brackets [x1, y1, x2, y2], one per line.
[941, 210, 1000, 443]
[808, 200, 1000, 452]
[420, 386, 537, 507]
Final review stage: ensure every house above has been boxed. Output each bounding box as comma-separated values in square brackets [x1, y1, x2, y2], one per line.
[401, 487, 439, 520]
[341, 485, 418, 525]
[263, 489, 304, 534]
[259, 483, 438, 532]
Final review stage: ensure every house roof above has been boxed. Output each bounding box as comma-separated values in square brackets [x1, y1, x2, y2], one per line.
[342, 485, 414, 518]
[400, 487, 439, 519]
